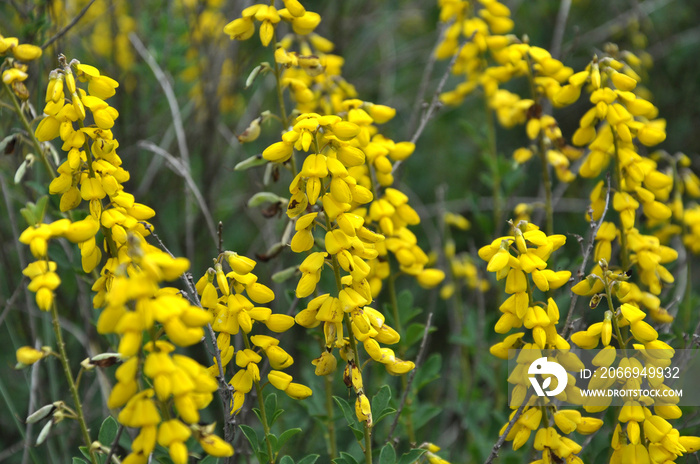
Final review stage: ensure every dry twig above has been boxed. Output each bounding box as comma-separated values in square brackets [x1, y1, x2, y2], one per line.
[42, 0, 98, 49]
[561, 173, 612, 339]
[483, 399, 529, 464]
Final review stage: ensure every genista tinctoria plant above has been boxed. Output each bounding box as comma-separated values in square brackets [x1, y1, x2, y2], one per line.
[224, 1, 450, 462]
[18, 56, 234, 463]
[5, 1, 700, 464]
[6, 0, 450, 463]
[435, 1, 700, 463]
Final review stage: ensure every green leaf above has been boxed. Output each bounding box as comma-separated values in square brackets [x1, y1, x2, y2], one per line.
[78, 446, 90, 460]
[239, 424, 260, 453]
[265, 394, 278, 418]
[379, 444, 397, 464]
[234, 154, 268, 171]
[199, 456, 219, 464]
[396, 449, 426, 464]
[333, 452, 360, 464]
[415, 353, 442, 390]
[396, 290, 423, 326]
[72, 458, 88, 464]
[371, 385, 396, 423]
[272, 266, 298, 283]
[280, 456, 295, 464]
[397, 289, 414, 310]
[371, 385, 392, 415]
[277, 428, 302, 452]
[404, 323, 436, 349]
[35, 196, 48, 223]
[20, 206, 36, 227]
[266, 433, 278, 453]
[374, 407, 397, 425]
[333, 396, 365, 441]
[252, 407, 263, 426]
[412, 404, 442, 431]
[14, 158, 28, 184]
[297, 455, 320, 464]
[98, 416, 119, 445]
[349, 424, 364, 442]
[270, 408, 285, 426]
[245, 62, 271, 89]
[333, 396, 357, 427]
[248, 192, 288, 208]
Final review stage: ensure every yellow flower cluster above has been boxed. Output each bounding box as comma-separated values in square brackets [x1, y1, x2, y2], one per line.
[569, 289, 700, 462]
[479, 221, 570, 349]
[435, 3, 586, 186]
[270, 111, 418, 398]
[38, 58, 151, 274]
[19, 217, 99, 310]
[436, 0, 514, 100]
[0, 32, 42, 98]
[570, 57, 669, 191]
[224, 1, 319, 47]
[31, 58, 233, 463]
[196, 251, 311, 415]
[479, 221, 612, 462]
[225, 0, 447, 431]
[499, 389, 604, 461]
[563, 50, 682, 320]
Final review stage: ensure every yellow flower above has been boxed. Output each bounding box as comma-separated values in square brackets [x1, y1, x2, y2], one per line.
[157, 420, 192, 464]
[312, 351, 337, 375]
[224, 17, 255, 41]
[263, 141, 294, 162]
[2, 68, 28, 84]
[416, 268, 446, 288]
[355, 393, 372, 424]
[285, 382, 312, 399]
[118, 390, 161, 428]
[16, 346, 49, 365]
[198, 433, 234, 457]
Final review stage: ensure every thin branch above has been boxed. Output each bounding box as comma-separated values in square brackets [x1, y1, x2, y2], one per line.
[393, 37, 470, 176]
[0, 440, 26, 462]
[24, 306, 89, 347]
[146, 228, 234, 443]
[218, 221, 223, 256]
[0, 279, 26, 329]
[42, 0, 98, 49]
[406, 23, 448, 136]
[569, 0, 673, 48]
[135, 101, 195, 197]
[550, 0, 572, 60]
[0, 174, 38, 341]
[649, 24, 700, 58]
[483, 399, 529, 464]
[129, 32, 197, 260]
[421, 196, 589, 218]
[561, 173, 612, 339]
[104, 424, 124, 464]
[138, 141, 218, 246]
[128, 33, 191, 169]
[385, 312, 433, 443]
